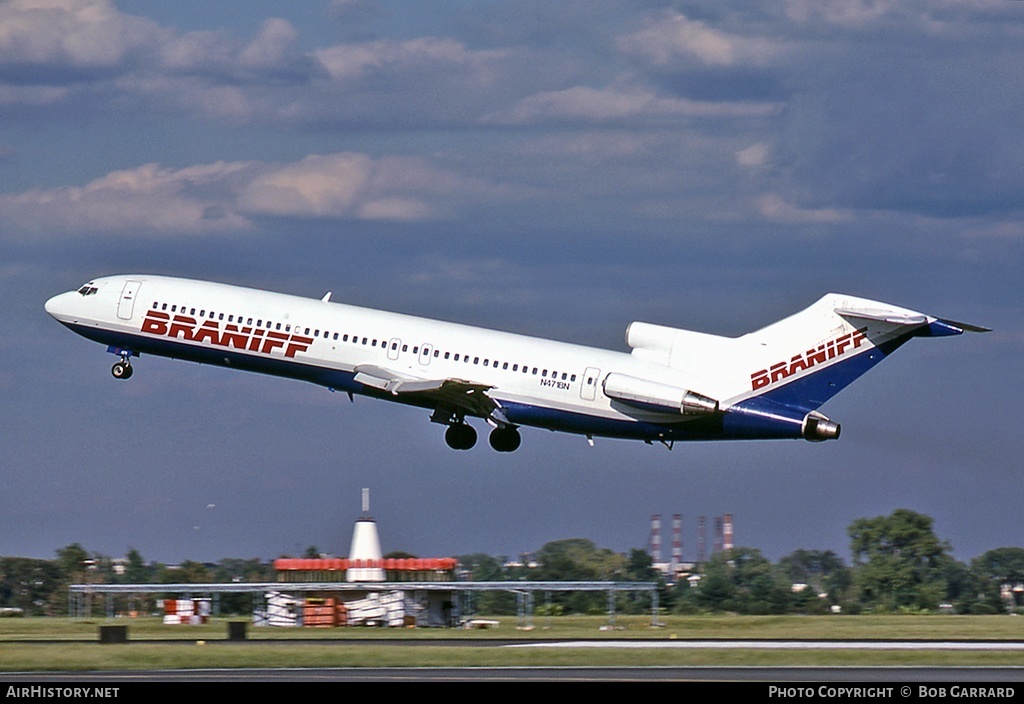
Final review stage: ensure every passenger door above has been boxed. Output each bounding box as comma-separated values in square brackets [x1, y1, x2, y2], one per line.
[116, 280, 142, 321]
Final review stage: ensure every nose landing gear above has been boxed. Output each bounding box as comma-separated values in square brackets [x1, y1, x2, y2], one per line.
[109, 349, 136, 380]
[111, 360, 134, 379]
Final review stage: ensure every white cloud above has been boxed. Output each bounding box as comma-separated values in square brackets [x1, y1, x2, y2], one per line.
[736, 143, 770, 168]
[0, 152, 502, 236]
[1, 161, 256, 235]
[239, 18, 300, 70]
[756, 194, 850, 224]
[490, 85, 782, 125]
[239, 153, 489, 221]
[0, 0, 157, 70]
[784, 0, 894, 27]
[617, 11, 779, 67]
[313, 37, 508, 85]
[238, 153, 374, 218]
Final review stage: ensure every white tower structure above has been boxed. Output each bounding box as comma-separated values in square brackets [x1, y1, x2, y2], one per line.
[671, 514, 682, 568]
[347, 488, 385, 582]
[649, 515, 662, 563]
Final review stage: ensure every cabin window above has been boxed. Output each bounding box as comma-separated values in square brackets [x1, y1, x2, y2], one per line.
[444, 352, 450, 359]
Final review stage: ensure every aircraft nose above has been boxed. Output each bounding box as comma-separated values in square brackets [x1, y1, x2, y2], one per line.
[44, 291, 70, 319]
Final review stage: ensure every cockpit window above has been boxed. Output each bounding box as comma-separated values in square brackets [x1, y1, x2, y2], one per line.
[77, 283, 99, 296]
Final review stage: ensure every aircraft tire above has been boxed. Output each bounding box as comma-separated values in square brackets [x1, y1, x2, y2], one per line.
[445, 423, 476, 450]
[489, 427, 521, 453]
[112, 362, 133, 380]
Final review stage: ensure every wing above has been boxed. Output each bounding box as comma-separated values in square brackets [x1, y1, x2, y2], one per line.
[352, 364, 511, 425]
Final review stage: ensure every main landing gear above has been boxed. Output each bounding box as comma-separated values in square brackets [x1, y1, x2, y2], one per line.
[488, 426, 521, 453]
[444, 423, 477, 450]
[433, 408, 522, 452]
[444, 423, 522, 452]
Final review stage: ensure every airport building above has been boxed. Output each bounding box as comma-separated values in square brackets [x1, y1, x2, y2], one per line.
[67, 491, 659, 628]
[263, 502, 461, 627]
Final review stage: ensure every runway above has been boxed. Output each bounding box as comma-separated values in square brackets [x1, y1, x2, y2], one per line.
[2, 665, 1023, 682]
[3, 640, 1023, 682]
[509, 639, 1024, 650]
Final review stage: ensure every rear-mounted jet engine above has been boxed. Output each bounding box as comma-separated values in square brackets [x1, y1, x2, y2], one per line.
[602, 372, 719, 416]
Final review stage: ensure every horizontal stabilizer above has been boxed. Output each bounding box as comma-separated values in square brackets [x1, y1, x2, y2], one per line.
[834, 307, 927, 327]
[936, 317, 991, 334]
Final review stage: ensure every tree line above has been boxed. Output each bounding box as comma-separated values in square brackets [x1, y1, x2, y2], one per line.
[2, 509, 1022, 617]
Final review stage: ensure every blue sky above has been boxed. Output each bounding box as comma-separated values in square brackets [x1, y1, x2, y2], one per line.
[1, 0, 1021, 565]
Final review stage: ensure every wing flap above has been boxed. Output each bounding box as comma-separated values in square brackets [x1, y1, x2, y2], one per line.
[352, 364, 505, 422]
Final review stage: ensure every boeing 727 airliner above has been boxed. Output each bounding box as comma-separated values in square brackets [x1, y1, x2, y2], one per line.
[45, 275, 987, 452]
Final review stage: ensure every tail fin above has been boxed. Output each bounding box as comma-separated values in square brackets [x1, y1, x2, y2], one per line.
[723, 293, 988, 440]
[623, 293, 985, 441]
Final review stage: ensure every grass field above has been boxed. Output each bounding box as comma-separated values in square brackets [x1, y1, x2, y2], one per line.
[1, 615, 1022, 671]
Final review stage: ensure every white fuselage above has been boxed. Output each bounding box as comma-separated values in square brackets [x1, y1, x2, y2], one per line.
[46, 274, 968, 450]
